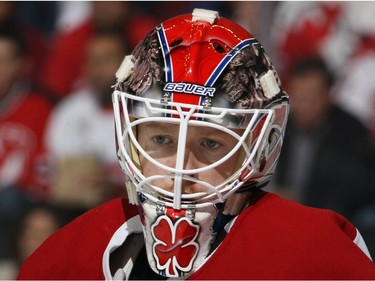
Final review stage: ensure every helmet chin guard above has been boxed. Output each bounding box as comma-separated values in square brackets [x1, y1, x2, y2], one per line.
[112, 8, 289, 278]
[140, 196, 218, 277]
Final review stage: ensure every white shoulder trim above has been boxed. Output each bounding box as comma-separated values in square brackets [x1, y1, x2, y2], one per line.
[353, 228, 373, 261]
[102, 215, 143, 280]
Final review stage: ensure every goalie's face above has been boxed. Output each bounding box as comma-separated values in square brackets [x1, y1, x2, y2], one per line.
[137, 122, 241, 195]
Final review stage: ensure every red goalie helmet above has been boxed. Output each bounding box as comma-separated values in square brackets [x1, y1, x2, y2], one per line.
[112, 8, 289, 277]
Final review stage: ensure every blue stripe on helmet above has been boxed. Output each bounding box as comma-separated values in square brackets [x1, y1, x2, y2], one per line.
[205, 38, 258, 87]
[156, 24, 173, 82]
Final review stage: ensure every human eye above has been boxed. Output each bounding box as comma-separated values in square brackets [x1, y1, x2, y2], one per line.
[153, 135, 173, 145]
[201, 138, 221, 149]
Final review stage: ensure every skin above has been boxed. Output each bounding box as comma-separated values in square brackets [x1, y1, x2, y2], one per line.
[84, 33, 127, 105]
[137, 122, 241, 195]
[17, 208, 59, 262]
[272, 68, 331, 201]
[288, 70, 331, 131]
[92, 1, 130, 30]
[0, 37, 24, 101]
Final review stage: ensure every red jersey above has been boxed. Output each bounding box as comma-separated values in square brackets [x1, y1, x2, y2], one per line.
[0, 91, 52, 197]
[18, 191, 375, 279]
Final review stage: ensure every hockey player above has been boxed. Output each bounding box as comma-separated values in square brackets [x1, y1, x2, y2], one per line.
[18, 9, 375, 280]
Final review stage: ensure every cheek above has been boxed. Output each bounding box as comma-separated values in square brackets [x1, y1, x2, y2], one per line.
[200, 153, 239, 185]
[140, 159, 174, 192]
[141, 156, 175, 175]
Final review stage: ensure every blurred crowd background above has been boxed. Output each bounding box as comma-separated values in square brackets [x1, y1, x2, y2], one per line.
[1, 1, 375, 278]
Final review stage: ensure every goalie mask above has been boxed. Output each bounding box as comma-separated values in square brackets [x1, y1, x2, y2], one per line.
[112, 8, 289, 278]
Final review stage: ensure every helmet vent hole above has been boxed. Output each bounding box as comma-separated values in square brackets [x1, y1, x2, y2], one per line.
[169, 38, 183, 47]
[213, 43, 226, 54]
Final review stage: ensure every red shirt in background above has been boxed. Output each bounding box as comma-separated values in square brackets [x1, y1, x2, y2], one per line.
[41, 16, 157, 100]
[0, 91, 53, 198]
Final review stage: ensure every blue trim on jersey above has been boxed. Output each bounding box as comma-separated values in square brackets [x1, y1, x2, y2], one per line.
[156, 25, 173, 82]
[205, 38, 258, 87]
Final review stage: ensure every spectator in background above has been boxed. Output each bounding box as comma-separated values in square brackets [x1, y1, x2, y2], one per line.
[0, 28, 53, 261]
[16, 204, 62, 264]
[333, 51, 375, 142]
[0, 1, 48, 86]
[45, 31, 128, 210]
[269, 1, 375, 257]
[270, 2, 344, 79]
[229, 1, 277, 53]
[0, 203, 63, 279]
[40, 1, 157, 101]
[331, 11, 375, 255]
[271, 57, 375, 223]
[328, 2, 375, 141]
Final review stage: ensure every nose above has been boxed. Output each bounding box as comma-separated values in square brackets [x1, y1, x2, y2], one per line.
[171, 139, 209, 209]
[177, 149, 204, 194]
[183, 148, 201, 171]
